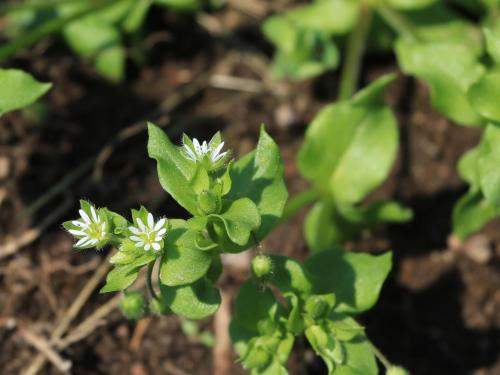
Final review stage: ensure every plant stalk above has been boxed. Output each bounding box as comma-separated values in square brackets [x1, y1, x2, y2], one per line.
[367, 338, 393, 369]
[146, 261, 159, 301]
[0, 0, 122, 61]
[281, 188, 321, 223]
[337, 3, 373, 101]
[375, 3, 419, 42]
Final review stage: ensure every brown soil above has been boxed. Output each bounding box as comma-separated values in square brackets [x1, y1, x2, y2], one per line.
[1, 2, 500, 375]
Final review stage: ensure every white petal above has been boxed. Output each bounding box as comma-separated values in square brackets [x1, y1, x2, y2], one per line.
[211, 142, 224, 159]
[144, 244, 151, 251]
[79, 239, 93, 247]
[75, 237, 90, 246]
[72, 220, 88, 228]
[136, 218, 146, 231]
[184, 144, 197, 161]
[130, 236, 142, 242]
[147, 213, 154, 229]
[90, 206, 98, 222]
[68, 229, 87, 236]
[154, 218, 166, 231]
[79, 209, 91, 224]
[152, 242, 161, 251]
[129, 226, 141, 235]
[156, 228, 167, 236]
[136, 241, 144, 247]
[88, 239, 98, 245]
[155, 236, 162, 242]
[201, 141, 209, 154]
[213, 151, 227, 162]
[193, 138, 201, 154]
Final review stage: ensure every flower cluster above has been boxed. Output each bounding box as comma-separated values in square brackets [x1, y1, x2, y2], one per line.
[128, 213, 167, 252]
[67, 204, 107, 248]
[183, 137, 227, 164]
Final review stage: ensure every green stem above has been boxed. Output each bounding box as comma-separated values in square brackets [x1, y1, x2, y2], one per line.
[367, 338, 393, 369]
[0, 0, 122, 61]
[337, 3, 373, 101]
[146, 261, 159, 301]
[281, 188, 321, 223]
[375, 3, 419, 42]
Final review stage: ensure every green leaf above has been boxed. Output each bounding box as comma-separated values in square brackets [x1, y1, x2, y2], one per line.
[457, 146, 480, 186]
[232, 281, 278, 331]
[305, 249, 392, 314]
[209, 198, 261, 247]
[298, 74, 398, 204]
[160, 277, 220, 320]
[387, 0, 437, 9]
[147, 123, 200, 215]
[100, 255, 153, 293]
[452, 189, 495, 240]
[330, 337, 377, 375]
[484, 26, 500, 64]
[0, 69, 51, 114]
[226, 127, 288, 244]
[467, 73, 500, 122]
[267, 255, 312, 296]
[395, 40, 484, 126]
[304, 199, 412, 251]
[477, 124, 500, 209]
[160, 220, 214, 286]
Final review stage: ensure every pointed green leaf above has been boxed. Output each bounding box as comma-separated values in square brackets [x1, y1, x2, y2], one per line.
[305, 249, 392, 314]
[0, 69, 51, 114]
[147, 123, 199, 214]
[298, 74, 398, 203]
[267, 255, 312, 296]
[452, 188, 495, 240]
[226, 127, 288, 244]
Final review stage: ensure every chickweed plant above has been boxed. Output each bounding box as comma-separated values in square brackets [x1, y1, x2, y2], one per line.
[65, 123, 409, 374]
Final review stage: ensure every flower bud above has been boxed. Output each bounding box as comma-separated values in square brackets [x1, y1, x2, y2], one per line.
[149, 297, 172, 316]
[387, 366, 410, 375]
[251, 255, 272, 278]
[120, 291, 148, 319]
[243, 347, 271, 369]
[198, 190, 220, 215]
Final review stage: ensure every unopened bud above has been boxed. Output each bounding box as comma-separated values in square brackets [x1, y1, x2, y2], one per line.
[198, 190, 220, 215]
[120, 291, 148, 319]
[387, 366, 410, 375]
[251, 255, 272, 278]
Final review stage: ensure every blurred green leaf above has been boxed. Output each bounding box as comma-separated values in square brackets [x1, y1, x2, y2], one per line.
[298, 74, 398, 203]
[484, 25, 500, 64]
[452, 189, 495, 240]
[467, 73, 500, 122]
[396, 39, 485, 125]
[387, 0, 437, 9]
[305, 249, 392, 314]
[0, 69, 51, 115]
[477, 124, 500, 209]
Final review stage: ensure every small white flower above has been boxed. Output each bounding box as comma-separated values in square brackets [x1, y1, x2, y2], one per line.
[183, 137, 227, 163]
[68, 204, 107, 248]
[128, 212, 167, 252]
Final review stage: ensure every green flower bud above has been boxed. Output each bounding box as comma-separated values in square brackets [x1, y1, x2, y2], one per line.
[387, 366, 410, 375]
[243, 346, 271, 369]
[251, 255, 273, 278]
[198, 190, 220, 215]
[120, 291, 148, 320]
[149, 297, 171, 316]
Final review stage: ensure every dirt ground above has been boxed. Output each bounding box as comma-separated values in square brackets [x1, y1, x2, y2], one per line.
[1, 1, 500, 374]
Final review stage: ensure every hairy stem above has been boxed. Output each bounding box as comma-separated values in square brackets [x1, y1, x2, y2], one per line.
[367, 338, 393, 369]
[146, 261, 159, 301]
[375, 3, 419, 42]
[337, 3, 373, 101]
[0, 0, 122, 61]
[281, 188, 321, 223]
